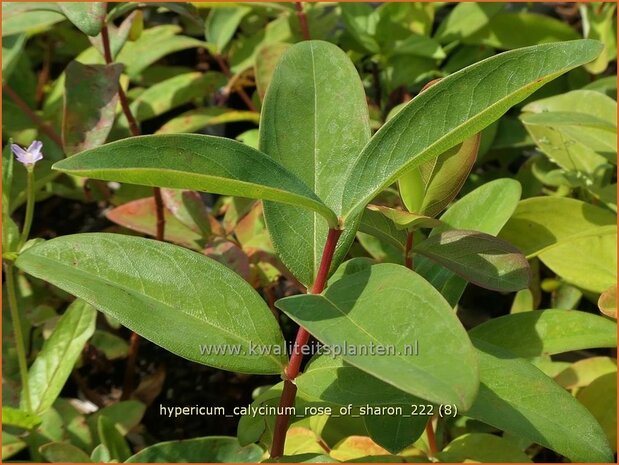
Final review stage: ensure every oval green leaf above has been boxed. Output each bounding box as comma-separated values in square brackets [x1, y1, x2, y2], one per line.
[469, 309, 617, 358]
[24, 299, 96, 415]
[125, 436, 264, 463]
[467, 340, 613, 463]
[15, 233, 287, 375]
[415, 179, 522, 305]
[276, 263, 479, 410]
[52, 134, 338, 227]
[415, 229, 530, 292]
[341, 39, 603, 221]
[261, 40, 371, 286]
[499, 196, 616, 258]
[57, 2, 106, 36]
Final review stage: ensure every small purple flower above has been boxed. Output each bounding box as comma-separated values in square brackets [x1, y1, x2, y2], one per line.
[12, 140, 44, 167]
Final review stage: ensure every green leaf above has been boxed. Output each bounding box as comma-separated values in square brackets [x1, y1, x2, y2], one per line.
[57, 2, 106, 36]
[89, 400, 146, 439]
[90, 444, 111, 462]
[295, 357, 427, 455]
[415, 229, 530, 292]
[125, 436, 264, 463]
[576, 372, 617, 452]
[260, 40, 371, 285]
[24, 299, 96, 415]
[434, 3, 503, 44]
[276, 263, 479, 410]
[2, 3, 65, 37]
[341, 40, 603, 222]
[39, 442, 92, 463]
[296, 355, 420, 407]
[98, 416, 131, 462]
[2, 34, 26, 82]
[581, 3, 617, 74]
[90, 330, 129, 360]
[399, 134, 479, 217]
[2, 432, 26, 460]
[358, 208, 408, 250]
[469, 309, 617, 358]
[539, 225, 617, 293]
[464, 12, 580, 49]
[367, 205, 441, 231]
[499, 197, 615, 257]
[63, 61, 123, 156]
[116, 25, 207, 79]
[364, 413, 425, 455]
[52, 134, 338, 227]
[128, 72, 225, 123]
[467, 340, 613, 463]
[205, 6, 251, 54]
[15, 233, 287, 374]
[555, 356, 617, 390]
[157, 108, 259, 134]
[339, 2, 380, 53]
[437, 433, 532, 463]
[521, 89, 617, 169]
[415, 179, 522, 305]
[2, 406, 41, 430]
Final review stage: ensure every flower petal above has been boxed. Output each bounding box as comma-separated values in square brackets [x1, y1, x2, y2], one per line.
[28, 140, 43, 156]
[11, 144, 27, 158]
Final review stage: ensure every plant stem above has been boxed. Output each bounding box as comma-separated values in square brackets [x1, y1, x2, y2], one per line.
[5, 262, 31, 411]
[2, 84, 63, 148]
[405, 231, 414, 269]
[101, 25, 141, 138]
[270, 228, 342, 458]
[212, 54, 257, 112]
[17, 167, 36, 251]
[425, 415, 439, 458]
[294, 2, 311, 41]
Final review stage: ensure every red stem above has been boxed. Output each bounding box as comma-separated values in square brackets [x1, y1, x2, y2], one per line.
[405, 231, 413, 269]
[425, 415, 438, 458]
[295, 2, 311, 41]
[270, 228, 342, 458]
[212, 54, 257, 112]
[3, 84, 64, 148]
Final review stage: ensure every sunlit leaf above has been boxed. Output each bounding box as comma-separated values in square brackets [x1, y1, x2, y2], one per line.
[16, 233, 287, 374]
[341, 40, 603, 221]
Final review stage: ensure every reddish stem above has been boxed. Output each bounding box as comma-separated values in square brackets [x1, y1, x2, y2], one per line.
[405, 231, 414, 269]
[270, 228, 342, 458]
[121, 331, 141, 400]
[3, 84, 63, 148]
[425, 416, 439, 458]
[212, 54, 257, 112]
[153, 188, 165, 241]
[295, 2, 311, 41]
[101, 26, 141, 138]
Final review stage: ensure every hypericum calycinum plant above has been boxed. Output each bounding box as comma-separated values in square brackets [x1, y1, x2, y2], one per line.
[13, 37, 615, 463]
